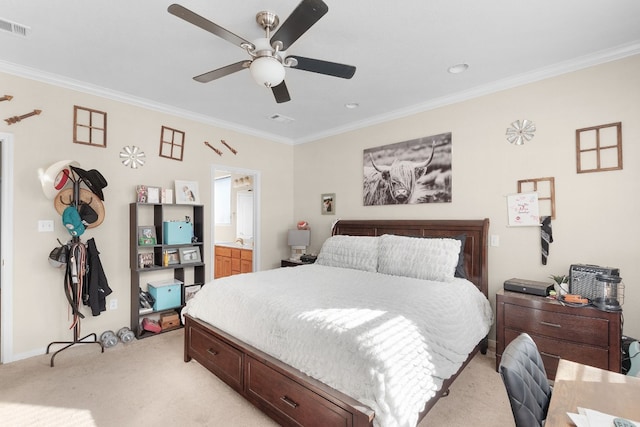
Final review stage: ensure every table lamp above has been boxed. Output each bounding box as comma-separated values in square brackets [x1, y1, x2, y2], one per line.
[288, 229, 310, 261]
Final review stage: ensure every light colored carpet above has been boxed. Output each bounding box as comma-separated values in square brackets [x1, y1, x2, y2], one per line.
[0, 330, 514, 426]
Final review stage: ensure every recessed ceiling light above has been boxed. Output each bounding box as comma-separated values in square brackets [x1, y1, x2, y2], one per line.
[447, 63, 469, 74]
[268, 113, 294, 123]
[345, 103, 359, 109]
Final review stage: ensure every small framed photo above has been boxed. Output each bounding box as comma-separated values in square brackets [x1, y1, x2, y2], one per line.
[147, 186, 160, 204]
[138, 253, 155, 269]
[138, 226, 157, 245]
[165, 249, 180, 265]
[136, 185, 148, 203]
[178, 247, 201, 264]
[161, 188, 174, 204]
[175, 180, 200, 204]
[183, 284, 202, 304]
[321, 193, 335, 215]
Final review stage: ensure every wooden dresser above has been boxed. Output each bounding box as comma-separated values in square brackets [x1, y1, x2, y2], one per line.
[495, 289, 622, 380]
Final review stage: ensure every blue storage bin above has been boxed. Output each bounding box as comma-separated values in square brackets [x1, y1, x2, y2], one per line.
[148, 279, 183, 311]
[163, 221, 193, 244]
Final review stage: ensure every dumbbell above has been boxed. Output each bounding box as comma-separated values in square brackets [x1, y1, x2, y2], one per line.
[118, 327, 135, 343]
[100, 330, 118, 348]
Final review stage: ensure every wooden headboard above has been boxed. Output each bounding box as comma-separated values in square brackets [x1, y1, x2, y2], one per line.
[332, 219, 490, 298]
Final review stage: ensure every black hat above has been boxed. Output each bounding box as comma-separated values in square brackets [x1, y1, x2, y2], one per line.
[70, 166, 108, 200]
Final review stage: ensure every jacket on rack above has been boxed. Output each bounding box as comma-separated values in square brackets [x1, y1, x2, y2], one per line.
[83, 237, 112, 315]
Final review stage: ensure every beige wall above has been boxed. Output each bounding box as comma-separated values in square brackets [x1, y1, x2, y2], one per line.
[293, 55, 640, 341]
[0, 72, 294, 359]
[2, 54, 639, 360]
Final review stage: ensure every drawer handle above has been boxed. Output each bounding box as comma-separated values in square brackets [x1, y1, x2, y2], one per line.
[540, 351, 560, 360]
[540, 321, 561, 328]
[207, 348, 219, 356]
[280, 395, 299, 409]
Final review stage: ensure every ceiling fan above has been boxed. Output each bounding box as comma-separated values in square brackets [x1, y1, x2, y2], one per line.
[168, 0, 356, 103]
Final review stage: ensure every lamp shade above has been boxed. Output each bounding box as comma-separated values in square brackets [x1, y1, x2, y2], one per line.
[250, 56, 285, 88]
[288, 229, 310, 246]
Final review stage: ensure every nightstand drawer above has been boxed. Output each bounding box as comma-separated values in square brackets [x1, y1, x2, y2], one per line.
[504, 304, 609, 347]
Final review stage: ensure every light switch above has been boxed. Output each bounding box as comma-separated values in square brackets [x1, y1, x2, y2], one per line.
[38, 220, 54, 232]
[490, 234, 500, 247]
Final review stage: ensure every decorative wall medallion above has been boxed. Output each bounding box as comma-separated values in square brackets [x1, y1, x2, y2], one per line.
[506, 119, 536, 145]
[120, 146, 146, 168]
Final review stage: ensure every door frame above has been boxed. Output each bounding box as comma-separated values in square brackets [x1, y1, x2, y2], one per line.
[1, 132, 15, 363]
[210, 164, 260, 280]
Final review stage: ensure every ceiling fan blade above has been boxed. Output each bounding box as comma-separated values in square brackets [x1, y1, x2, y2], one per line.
[271, 81, 291, 103]
[271, 0, 328, 50]
[168, 4, 251, 48]
[193, 61, 251, 83]
[287, 56, 356, 79]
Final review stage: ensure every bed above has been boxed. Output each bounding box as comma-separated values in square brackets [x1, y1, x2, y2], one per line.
[182, 219, 491, 427]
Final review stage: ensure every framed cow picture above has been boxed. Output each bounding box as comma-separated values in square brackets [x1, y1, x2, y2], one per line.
[363, 132, 452, 205]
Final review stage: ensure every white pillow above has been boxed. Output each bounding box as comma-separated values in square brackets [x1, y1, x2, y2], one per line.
[377, 234, 461, 282]
[316, 235, 378, 272]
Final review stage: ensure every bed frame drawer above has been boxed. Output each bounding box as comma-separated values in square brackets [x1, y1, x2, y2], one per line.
[245, 356, 353, 427]
[188, 326, 243, 392]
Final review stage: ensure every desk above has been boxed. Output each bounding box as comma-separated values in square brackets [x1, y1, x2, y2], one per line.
[546, 359, 640, 426]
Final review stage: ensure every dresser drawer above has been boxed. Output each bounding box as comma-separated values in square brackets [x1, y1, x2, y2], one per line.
[189, 326, 243, 392]
[505, 329, 610, 379]
[245, 356, 352, 427]
[504, 304, 609, 347]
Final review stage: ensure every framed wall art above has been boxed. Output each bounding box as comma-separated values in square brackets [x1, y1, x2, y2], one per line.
[363, 132, 452, 205]
[321, 193, 335, 215]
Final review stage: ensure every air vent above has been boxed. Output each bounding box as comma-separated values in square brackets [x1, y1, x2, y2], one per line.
[268, 114, 294, 124]
[0, 18, 30, 37]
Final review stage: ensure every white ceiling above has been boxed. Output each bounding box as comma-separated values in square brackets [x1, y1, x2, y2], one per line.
[1, 0, 640, 144]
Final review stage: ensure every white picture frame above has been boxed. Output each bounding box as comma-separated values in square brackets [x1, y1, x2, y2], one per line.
[506, 192, 540, 226]
[175, 180, 200, 204]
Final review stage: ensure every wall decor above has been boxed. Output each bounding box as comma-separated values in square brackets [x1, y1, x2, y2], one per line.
[506, 119, 536, 145]
[576, 122, 622, 173]
[137, 253, 154, 268]
[5, 109, 41, 125]
[146, 187, 160, 204]
[518, 177, 555, 219]
[0, 94, 13, 102]
[161, 188, 174, 204]
[506, 192, 540, 226]
[204, 141, 223, 156]
[363, 132, 451, 205]
[221, 140, 237, 155]
[321, 193, 335, 215]
[74, 105, 107, 147]
[159, 125, 185, 161]
[120, 145, 146, 168]
[175, 180, 200, 204]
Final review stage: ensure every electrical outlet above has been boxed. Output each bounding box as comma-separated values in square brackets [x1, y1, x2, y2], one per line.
[109, 299, 118, 310]
[38, 220, 54, 232]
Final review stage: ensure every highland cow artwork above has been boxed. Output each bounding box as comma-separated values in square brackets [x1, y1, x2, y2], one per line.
[363, 132, 452, 205]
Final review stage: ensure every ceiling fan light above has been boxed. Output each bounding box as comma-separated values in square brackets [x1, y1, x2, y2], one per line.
[250, 56, 285, 88]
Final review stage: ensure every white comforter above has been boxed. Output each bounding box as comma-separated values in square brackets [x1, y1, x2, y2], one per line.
[183, 264, 493, 427]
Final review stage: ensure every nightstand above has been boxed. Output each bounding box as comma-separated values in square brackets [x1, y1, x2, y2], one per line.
[495, 289, 622, 380]
[281, 259, 312, 267]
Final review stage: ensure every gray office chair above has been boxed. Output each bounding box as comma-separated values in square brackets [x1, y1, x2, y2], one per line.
[499, 333, 552, 427]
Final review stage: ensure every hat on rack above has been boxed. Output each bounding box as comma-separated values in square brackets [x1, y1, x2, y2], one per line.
[54, 188, 105, 229]
[70, 166, 108, 201]
[39, 160, 80, 199]
[62, 206, 85, 237]
[48, 244, 68, 268]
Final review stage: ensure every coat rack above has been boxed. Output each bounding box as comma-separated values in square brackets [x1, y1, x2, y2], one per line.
[45, 178, 104, 367]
